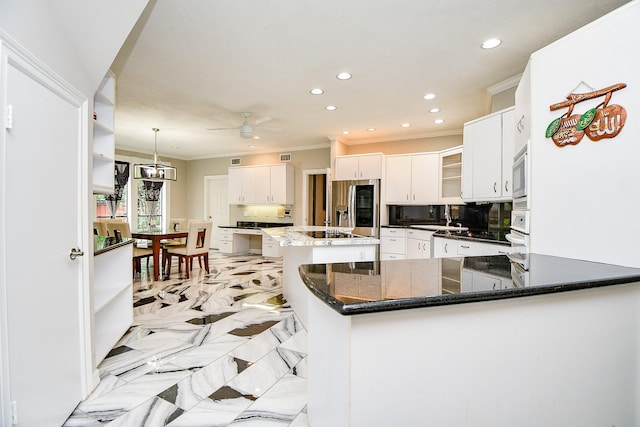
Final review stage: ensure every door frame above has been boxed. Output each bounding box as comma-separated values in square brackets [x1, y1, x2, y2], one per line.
[203, 174, 229, 248]
[302, 168, 330, 226]
[0, 36, 92, 425]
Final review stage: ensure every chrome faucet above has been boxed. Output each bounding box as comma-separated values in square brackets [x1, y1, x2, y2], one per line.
[444, 204, 451, 227]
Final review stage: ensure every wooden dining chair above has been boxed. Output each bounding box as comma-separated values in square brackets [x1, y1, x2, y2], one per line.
[164, 220, 212, 279]
[105, 221, 153, 277]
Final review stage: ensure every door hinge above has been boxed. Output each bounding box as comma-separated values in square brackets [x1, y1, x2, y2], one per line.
[11, 400, 17, 424]
[5, 105, 13, 129]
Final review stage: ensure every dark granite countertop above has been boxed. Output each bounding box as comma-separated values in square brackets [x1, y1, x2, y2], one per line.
[298, 254, 640, 315]
[94, 235, 133, 256]
[219, 221, 293, 230]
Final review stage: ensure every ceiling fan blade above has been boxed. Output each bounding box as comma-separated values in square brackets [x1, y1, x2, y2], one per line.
[254, 116, 272, 126]
[206, 127, 238, 131]
[212, 115, 242, 127]
[257, 126, 285, 133]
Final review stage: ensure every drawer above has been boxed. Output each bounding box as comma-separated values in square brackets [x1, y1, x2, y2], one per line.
[380, 253, 406, 261]
[381, 227, 406, 238]
[380, 236, 406, 254]
[219, 240, 234, 253]
[407, 229, 434, 240]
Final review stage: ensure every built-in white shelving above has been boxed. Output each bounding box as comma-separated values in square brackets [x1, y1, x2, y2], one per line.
[92, 71, 116, 194]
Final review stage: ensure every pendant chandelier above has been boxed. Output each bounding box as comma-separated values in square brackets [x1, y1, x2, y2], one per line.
[133, 128, 177, 181]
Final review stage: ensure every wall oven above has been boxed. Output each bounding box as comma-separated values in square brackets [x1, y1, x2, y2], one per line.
[512, 143, 529, 210]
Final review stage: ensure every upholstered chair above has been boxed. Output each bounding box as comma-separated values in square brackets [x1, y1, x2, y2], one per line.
[164, 221, 212, 279]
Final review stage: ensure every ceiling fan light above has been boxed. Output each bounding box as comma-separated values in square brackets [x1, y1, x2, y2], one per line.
[240, 123, 253, 138]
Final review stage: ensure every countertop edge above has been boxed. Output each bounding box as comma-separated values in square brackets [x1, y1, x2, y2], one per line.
[299, 258, 640, 316]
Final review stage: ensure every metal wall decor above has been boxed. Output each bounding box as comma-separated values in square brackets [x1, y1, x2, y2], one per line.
[545, 82, 627, 147]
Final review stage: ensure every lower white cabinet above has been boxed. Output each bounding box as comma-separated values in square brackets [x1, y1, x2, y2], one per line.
[262, 233, 283, 257]
[406, 229, 434, 258]
[380, 228, 407, 260]
[93, 241, 133, 365]
[433, 237, 514, 258]
[219, 228, 249, 254]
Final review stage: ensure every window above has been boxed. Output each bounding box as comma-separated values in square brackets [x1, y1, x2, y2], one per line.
[94, 157, 168, 231]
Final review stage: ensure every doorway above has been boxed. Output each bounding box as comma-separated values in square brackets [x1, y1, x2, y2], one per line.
[204, 175, 229, 249]
[302, 168, 329, 226]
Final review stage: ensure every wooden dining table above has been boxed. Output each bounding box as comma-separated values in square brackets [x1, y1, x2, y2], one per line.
[131, 230, 189, 281]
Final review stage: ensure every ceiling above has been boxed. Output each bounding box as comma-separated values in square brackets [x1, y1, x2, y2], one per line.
[111, 0, 629, 160]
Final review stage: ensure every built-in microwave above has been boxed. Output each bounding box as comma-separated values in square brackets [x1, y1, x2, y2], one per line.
[512, 142, 529, 210]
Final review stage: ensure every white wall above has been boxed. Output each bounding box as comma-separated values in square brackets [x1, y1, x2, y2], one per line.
[0, 0, 149, 96]
[528, 1, 640, 267]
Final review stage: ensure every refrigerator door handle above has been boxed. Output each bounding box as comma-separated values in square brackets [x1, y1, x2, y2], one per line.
[348, 184, 356, 229]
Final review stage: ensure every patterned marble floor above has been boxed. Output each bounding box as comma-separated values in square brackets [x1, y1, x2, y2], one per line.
[64, 252, 309, 427]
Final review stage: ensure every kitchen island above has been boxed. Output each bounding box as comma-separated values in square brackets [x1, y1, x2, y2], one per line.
[262, 226, 379, 326]
[298, 254, 640, 427]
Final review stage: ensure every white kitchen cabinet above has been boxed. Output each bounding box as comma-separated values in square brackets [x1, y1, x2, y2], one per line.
[262, 233, 283, 258]
[433, 236, 514, 258]
[439, 146, 463, 204]
[268, 164, 295, 204]
[92, 71, 116, 194]
[228, 167, 256, 204]
[380, 227, 406, 260]
[433, 236, 456, 258]
[456, 239, 514, 256]
[406, 229, 433, 259]
[462, 107, 515, 202]
[335, 153, 383, 180]
[385, 153, 438, 204]
[228, 164, 294, 205]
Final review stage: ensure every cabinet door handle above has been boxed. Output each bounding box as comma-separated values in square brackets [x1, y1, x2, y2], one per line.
[493, 182, 497, 193]
[406, 194, 409, 201]
[444, 243, 448, 253]
[505, 181, 509, 192]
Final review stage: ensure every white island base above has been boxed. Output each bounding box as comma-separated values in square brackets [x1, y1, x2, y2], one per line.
[307, 283, 640, 427]
[282, 244, 376, 327]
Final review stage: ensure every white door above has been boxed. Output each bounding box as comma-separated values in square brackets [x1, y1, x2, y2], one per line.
[204, 175, 229, 249]
[1, 46, 88, 425]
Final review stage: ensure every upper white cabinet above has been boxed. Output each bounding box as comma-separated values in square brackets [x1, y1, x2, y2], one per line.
[462, 107, 515, 202]
[439, 146, 463, 204]
[335, 153, 383, 180]
[92, 71, 116, 194]
[229, 164, 294, 205]
[386, 153, 439, 204]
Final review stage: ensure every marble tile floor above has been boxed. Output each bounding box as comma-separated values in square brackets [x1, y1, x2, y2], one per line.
[64, 253, 309, 427]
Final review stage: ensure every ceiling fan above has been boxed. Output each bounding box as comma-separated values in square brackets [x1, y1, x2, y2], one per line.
[207, 112, 284, 139]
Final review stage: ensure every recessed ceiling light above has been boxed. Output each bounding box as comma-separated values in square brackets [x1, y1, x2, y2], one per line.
[325, 105, 337, 111]
[367, 128, 376, 132]
[336, 72, 352, 80]
[401, 123, 411, 128]
[310, 88, 324, 95]
[248, 144, 255, 148]
[434, 119, 444, 124]
[253, 136, 260, 139]
[342, 130, 350, 135]
[482, 38, 501, 49]
[424, 93, 436, 100]
[429, 108, 440, 113]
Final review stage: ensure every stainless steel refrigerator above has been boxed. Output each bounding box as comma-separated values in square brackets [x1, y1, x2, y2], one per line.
[330, 179, 380, 237]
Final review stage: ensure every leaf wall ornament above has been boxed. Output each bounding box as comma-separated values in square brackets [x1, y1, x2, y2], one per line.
[545, 83, 627, 146]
